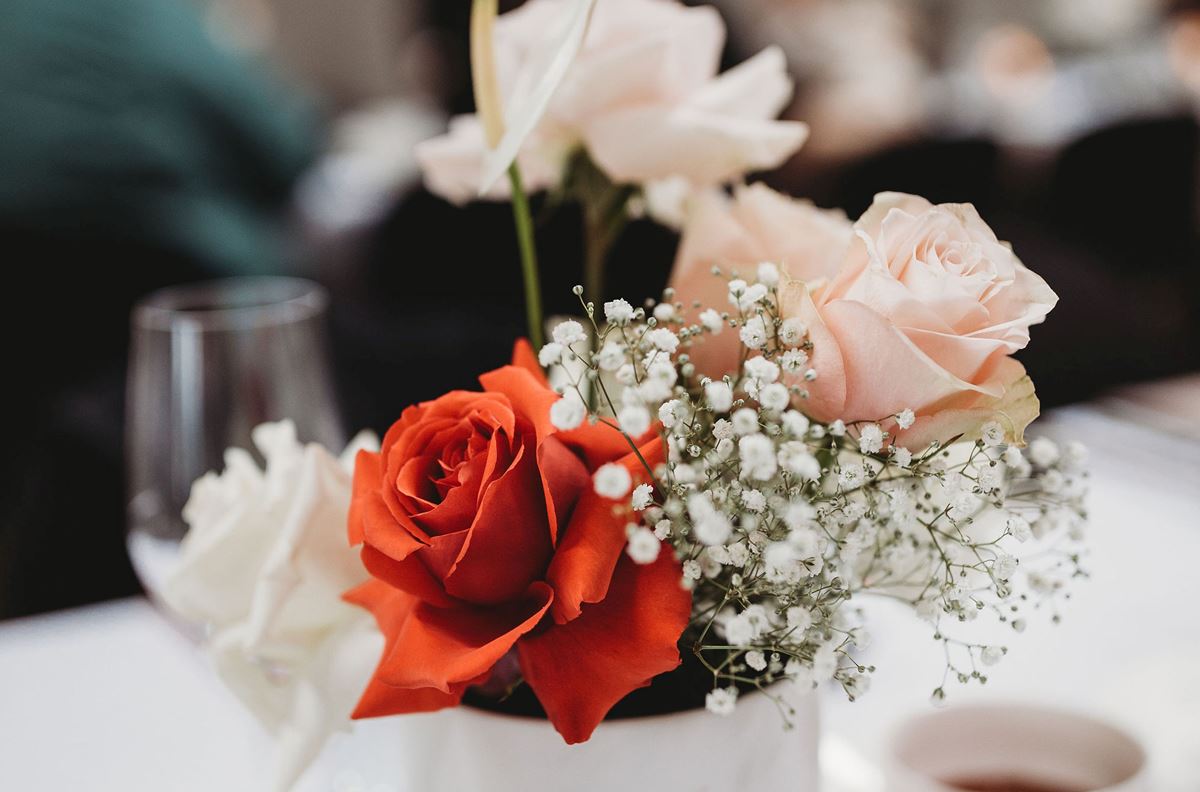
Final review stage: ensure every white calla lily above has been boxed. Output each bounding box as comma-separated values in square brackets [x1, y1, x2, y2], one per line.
[418, 0, 807, 206]
[478, 0, 598, 194]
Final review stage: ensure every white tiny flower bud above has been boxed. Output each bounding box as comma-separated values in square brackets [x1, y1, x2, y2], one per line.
[780, 443, 821, 479]
[993, 554, 1018, 580]
[603, 298, 635, 325]
[759, 383, 790, 413]
[1007, 514, 1033, 542]
[978, 464, 1003, 492]
[637, 378, 673, 405]
[727, 279, 748, 305]
[838, 465, 865, 489]
[786, 606, 813, 633]
[593, 463, 632, 499]
[981, 646, 1005, 666]
[538, 342, 564, 367]
[740, 489, 766, 513]
[745, 650, 767, 671]
[781, 410, 810, 437]
[896, 409, 916, 430]
[646, 327, 679, 354]
[744, 356, 780, 384]
[699, 308, 724, 334]
[1063, 441, 1089, 470]
[829, 419, 846, 437]
[552, 320, 587, 346]
[756, 262, 780, 287]
[618, 404, 651, 437]
[706, 544, 731, 566]
[739, 434, 777, 481]
[652, 303, 676, 323]
[739, 316, 768, 349]
[780, 348, 808, 373]
[726, 278, 771, 312]
[892, 446, 913, 468]
[596, 341, 626, 371]
[694, 517, 732, 546]
[779, 318, 808, 346]
[658, 399, 684, 429]
[727, 408, 757, 437]
[812, 643, 839, 683]
[712, 418, 734, 440]
[705, 380, 734, 413]
[705, 687, 738, 716]
[631, 483, 654, 511]
[549, 395, 585, 430]
[625, 527, 661, 564]
[858, 423, 884, 454]
[981, 420, 1005, 447]
[1028, 437, 1060, 468]
[916, 599, 940, 623]
[654, 519, 672, 540]
[673, 462, 699, 484]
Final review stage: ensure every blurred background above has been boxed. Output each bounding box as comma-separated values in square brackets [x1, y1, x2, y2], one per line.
[1, 0, 1197, 620]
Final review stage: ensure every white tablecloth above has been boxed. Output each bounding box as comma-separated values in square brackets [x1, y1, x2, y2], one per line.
[2, 407, 1198, 790]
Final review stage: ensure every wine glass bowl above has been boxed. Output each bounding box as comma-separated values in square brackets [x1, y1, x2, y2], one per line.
[125, 277, 344, 598]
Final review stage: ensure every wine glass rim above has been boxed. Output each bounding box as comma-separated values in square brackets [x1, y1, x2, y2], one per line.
[133, 277, 328, 331]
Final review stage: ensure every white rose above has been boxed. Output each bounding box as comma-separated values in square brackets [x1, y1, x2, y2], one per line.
[163, 421, 381, 791]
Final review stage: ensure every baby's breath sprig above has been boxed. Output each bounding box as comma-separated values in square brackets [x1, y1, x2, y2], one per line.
[539, 264, 1087, 719]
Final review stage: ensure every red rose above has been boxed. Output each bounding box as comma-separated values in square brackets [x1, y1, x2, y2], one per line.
[345, 341, 692, 743]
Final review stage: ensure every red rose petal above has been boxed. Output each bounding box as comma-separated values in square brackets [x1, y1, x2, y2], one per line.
[348, 448, 382, 546]
[517, 552, 692, 744]
[556, 422, 642, 470]
[544, 436, 664, 623]
[536, 434, 591, 545]
[443, 443, 554, 605]
[511, 339, 549, 386]
[417, 530, 469, 581]
[350, 450, 432, 562]
[374, 582, 554, 693]
[345, 580, 470, 718]
[479, 365, 559, 445]
[360, 544, 453, 608]
[411, 450, 490, 536]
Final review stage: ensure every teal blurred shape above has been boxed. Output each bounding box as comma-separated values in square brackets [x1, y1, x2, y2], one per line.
[0, 0, 319, 274]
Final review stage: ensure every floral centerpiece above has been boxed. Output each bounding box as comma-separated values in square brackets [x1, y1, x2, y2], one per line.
[163, 1, 1088, 789]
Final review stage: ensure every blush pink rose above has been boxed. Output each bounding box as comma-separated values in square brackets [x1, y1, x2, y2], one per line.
[416, 0, 808, 204]
[669, 183, 854, 378]
[783, 192, 1058, 448]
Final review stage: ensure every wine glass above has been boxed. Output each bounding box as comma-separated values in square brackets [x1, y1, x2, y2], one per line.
[126, 277, 345, 599]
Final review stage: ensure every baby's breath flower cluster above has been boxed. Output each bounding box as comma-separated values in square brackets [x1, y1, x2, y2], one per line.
[541, 267, 1088, 721]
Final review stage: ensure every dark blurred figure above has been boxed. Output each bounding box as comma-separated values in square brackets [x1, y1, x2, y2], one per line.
[0, 0, 317, 618]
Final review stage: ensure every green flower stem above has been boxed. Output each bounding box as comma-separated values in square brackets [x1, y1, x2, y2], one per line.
[507, 163, 544, 349]
[583, 211, 609, 326]
[581, 187, 633, 313]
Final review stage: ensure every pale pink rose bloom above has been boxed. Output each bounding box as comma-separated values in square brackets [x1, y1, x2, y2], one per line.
[416, 0, 808, 204]
[784, 192, 1058, 448]
[669, 183, 853, 377]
